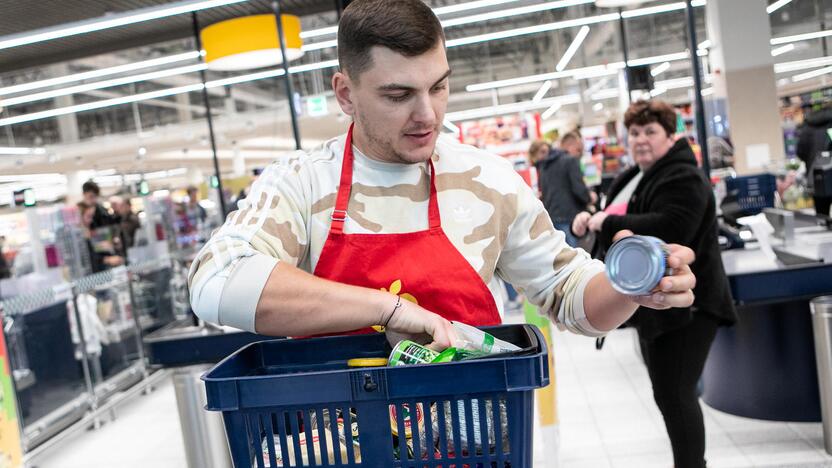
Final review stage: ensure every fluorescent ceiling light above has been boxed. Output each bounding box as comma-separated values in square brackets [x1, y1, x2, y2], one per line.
[433, 0, 521, 15]
[628, 52, 690, 67]
[584, 77, 612, 96]
[572, 64, 623, 79]
[593, 102, 604, 111]
[0, 51, 200, 97]
[771, 30, 832, 45]
[443, 120, 460, 133]
[595, 0, 645, 6]
[2, 63, 206, 107]
[0, 84, 205, 127]
[0, 60, 341, 127]
[540, 102, 562, 120]
[701, 87, 714, 96]
[302, 0, 703, 50]
[467, 49, 714, 92]
[299, 26, 339, 40]
[591, 88, 620, 100]
[651, 61, 671, 76]
[446, 94, 580, 122]
[697, 39, 711, 50]
[767, 0, 793, 14]
[771, 44, 796, 57]
[301, 40, 338, 52]
[650, 87, 667, 97]
[0, 147, 46, 155]
[792, 65, 832, 82]
[620, 1, 706, 19]
[774, 56, 832, 73]
[441, 0, 595, 28]
[447, 13, 620, 48]
[0, 0, 249, 51]
[556, 26, 591, 72]
[300, 0, 525, 39]
[532, 81, 553, 103]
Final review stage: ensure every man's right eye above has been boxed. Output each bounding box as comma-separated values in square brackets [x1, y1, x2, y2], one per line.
[386, 94, 409, 102]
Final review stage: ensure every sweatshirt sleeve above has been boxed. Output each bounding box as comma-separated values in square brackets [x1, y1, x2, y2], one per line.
[496, 172, 607, 337]
[187, 152, 311, 333]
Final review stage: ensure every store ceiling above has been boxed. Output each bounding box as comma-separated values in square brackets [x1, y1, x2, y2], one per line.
[0, 0, 336, 73]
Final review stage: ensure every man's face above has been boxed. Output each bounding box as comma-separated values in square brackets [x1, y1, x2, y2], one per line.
[83, 191, 97, 205]
[333, 43, 450, 164]
[565, 139, 584, 157]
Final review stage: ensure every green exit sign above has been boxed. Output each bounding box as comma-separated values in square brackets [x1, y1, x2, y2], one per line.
[306, 95, 328, 117]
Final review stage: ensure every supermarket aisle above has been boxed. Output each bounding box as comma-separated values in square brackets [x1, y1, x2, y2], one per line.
[29, 327, 832, 468]
[31, 376, 187, 468]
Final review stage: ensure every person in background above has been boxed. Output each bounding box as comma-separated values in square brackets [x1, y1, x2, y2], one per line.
[572, 99, 737, 468]
[527, 140, 550, 166]
[0, 236, 10, 279]
[78, 202, 124, 273]
[185, 186, 207, 227]
[797, 106, 832, 216]
[110, 196, 140, 253]
[537, 131, 596, 247]
[82, 181, 116, 230]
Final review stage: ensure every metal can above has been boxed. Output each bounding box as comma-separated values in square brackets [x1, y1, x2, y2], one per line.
[605, 235, 672, 296]
[388, 340, 439, 366]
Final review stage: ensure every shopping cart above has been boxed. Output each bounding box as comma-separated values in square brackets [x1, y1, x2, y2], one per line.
[202, 324, 549, 467]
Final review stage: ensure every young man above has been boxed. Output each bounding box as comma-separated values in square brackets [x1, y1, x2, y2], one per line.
[537, 131, 597, 247]
[188, 0, 696, 349]
[82, 180, 116, 230]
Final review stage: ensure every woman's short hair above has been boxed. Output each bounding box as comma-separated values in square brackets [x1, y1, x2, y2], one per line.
[624, 99, 677, 136]
[528, 140, 549, 162]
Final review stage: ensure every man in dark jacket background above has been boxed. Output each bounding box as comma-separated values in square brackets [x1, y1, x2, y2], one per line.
[536, 131, 596, 246]
[797, 107, 832, 216]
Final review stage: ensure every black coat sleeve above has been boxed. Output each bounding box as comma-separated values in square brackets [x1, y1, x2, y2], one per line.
[598, 170, 709, 249]
[567, 158, 591, 206]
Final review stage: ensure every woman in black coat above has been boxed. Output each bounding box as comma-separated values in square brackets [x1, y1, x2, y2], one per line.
[573, 100, 737, 468]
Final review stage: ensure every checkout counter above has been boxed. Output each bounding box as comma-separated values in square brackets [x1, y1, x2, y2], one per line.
[703, 205, 832, 422]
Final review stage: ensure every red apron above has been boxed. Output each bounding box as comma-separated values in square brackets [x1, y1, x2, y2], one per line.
[312, 124, 501, 335]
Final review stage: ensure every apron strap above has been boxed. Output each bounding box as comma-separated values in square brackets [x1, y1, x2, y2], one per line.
[331, 124, 356, 234]
[427, 159, 441, 230]
[332, 123, 442, 234]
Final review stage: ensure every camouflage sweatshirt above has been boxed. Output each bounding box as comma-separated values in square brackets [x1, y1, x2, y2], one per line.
[187, 133, 606, 336]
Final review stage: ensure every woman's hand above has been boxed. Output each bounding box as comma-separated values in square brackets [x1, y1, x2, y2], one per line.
[588, 211, 609, 232]
[572, 211, 592, 237]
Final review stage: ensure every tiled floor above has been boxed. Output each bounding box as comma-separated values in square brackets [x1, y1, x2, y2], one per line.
[548, 327, 832, 468]
[28, 327, 832, 468]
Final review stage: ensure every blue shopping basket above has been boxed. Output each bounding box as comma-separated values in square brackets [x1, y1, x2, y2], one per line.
[202, 324, 549, 467]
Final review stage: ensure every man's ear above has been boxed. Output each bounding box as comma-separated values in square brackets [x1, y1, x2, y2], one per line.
[332, 71, 355, 116]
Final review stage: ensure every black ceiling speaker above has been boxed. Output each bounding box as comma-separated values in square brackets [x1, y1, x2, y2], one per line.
[628, 65, 655, 91]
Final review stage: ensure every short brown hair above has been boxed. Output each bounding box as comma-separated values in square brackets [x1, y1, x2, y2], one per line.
[624, 100, 677, 136]
[337, 0, 445, 80]
[528, 140, 549, 163]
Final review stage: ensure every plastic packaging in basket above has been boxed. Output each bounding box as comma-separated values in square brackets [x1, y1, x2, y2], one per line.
[202, 324, 549, 467]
